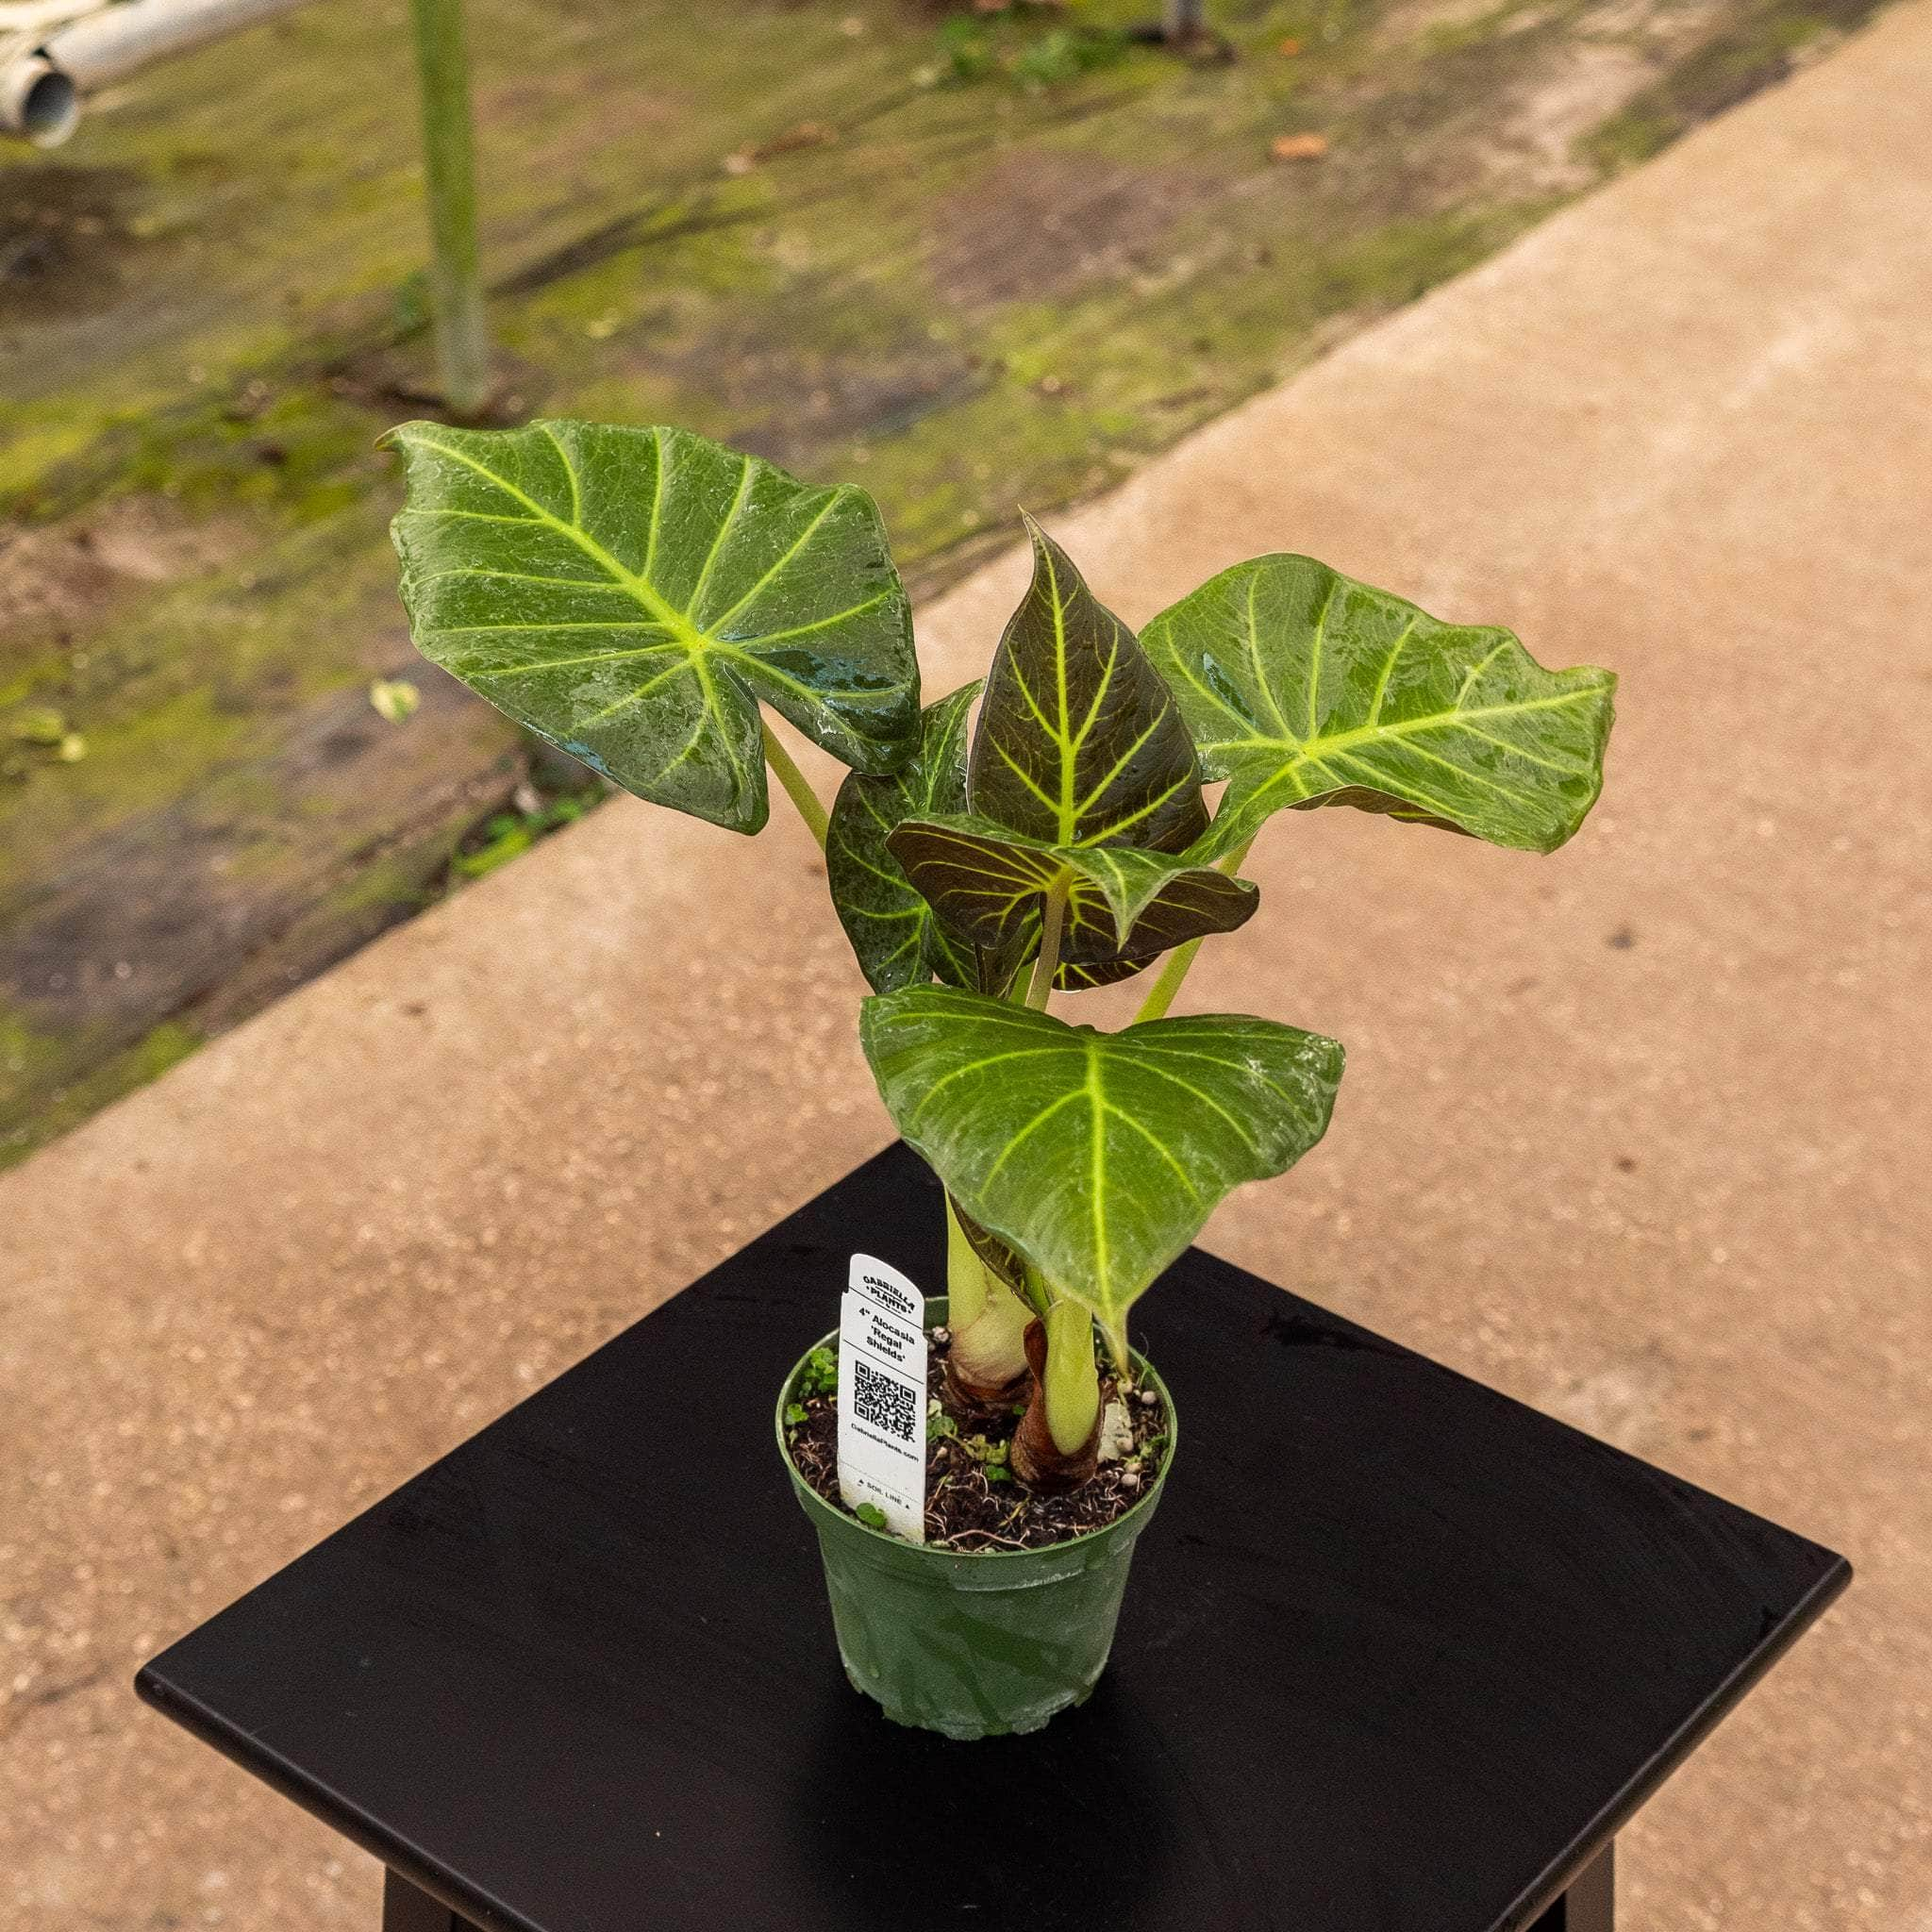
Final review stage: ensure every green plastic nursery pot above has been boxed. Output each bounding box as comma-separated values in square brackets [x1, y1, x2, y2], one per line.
[776, 1298, 1175, 1740]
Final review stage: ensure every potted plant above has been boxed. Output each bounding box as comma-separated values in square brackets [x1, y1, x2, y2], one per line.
[383, 418, 1616, 1739]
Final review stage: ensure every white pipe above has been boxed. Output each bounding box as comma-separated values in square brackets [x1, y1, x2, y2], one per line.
[1, 0, 316, 145]
[0, 49, 75, 142]
[45, 0, 311, 87]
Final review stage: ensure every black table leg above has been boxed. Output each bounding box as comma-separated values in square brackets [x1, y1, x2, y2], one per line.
[383, 1868, 482, 1932]
[1531, 1841, 1614, 1931]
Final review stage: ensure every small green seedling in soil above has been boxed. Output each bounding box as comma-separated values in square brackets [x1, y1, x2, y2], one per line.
[383, 418, 1614, 1504]
[797, 1345, 839, 1400]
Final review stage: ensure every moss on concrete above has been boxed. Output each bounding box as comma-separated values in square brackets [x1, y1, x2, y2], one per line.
[1579, 0, 1883, 171]
[0, 1009, 203, 1169]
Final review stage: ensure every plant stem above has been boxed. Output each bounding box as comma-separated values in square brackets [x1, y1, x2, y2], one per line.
[407, 0, 491, 417]
[1019, 1261, 1052, 1318]
[944, 1196, 990, 1331]
[1130, 936, 1202, 1025]
[1041, 1299, 1101, 1457]
[761, 722, 829, 851]
[1025, 874, 1070, 1010]
[1130, 834, 1257, 1024]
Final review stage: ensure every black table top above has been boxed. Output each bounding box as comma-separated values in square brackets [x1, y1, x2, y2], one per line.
[138, 1144, 1848, 1932]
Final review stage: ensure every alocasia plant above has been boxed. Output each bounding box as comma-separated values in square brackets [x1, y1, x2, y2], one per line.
[386, 417, 1615, 1501]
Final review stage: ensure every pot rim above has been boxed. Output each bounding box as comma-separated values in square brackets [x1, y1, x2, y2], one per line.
[774, 1297, 1177, 1561]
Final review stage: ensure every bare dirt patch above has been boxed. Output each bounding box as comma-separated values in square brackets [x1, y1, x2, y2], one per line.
[0, 163, 148, 321]
[1489, 38, 1661, 188]
[925, 149, 1220, 311]
[1374, 0, 1517, 49]
[613, 291, 988, 470]
[0, 498, 243, 653]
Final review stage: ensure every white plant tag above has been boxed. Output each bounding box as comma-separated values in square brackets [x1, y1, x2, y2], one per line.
[837, 1254, 927, 1543]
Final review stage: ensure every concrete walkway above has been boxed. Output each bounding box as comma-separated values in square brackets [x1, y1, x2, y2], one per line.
[5, 6, 1929, 1924]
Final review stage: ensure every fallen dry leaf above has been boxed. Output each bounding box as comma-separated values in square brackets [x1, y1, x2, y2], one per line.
[722, 120, 839, 176]
[1271, 131, 1330, 161]
[767, 120, 837, 156]
[1277, 35, 1304, 54]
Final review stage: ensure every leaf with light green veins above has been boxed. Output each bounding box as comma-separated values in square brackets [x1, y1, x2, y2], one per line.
[861, 986, 1343, 1336]
[1140, 556, 1615, 860]
[1056, 952, 1163, 991]
[968, 516, 1208, 855]
[383, 419, 920, 833]
[827, 684, 983, 993]
[886, 813, 1257, 964]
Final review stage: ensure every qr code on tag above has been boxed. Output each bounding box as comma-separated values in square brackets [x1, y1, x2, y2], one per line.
[851, 1357, 919, 1442]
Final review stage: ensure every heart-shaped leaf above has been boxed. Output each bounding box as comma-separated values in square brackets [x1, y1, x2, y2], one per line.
[861, 986, 1344, 1333]
[1141, 556, 1615, 859]
[887, 813, 1257, 964]
[384, 419, 920, 833]
[827, 684, 982, 993]
[969, 517, 1208, 854]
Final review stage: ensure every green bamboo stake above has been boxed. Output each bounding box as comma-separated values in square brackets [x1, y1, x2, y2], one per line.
[408, 0, 491, 417]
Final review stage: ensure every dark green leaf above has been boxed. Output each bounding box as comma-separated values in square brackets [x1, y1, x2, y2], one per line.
[827, 684, 981, 992]
[861, 987, 1343, 1332]
[1056, 951, 1161, 991]
[384, 419, 919, 833]
[965, 924, 1139, 995]
[968, 517, 1207, 853]
[886, 813, 1257, 963]
[1141, 555, 1614, 859]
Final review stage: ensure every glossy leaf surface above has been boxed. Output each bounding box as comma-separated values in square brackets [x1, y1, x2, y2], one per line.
[968, 518, 1207, 854]
[861, 987, 1344, 1326]
[1141, 555, 1615, 858]
[887, 813, 1256, 964]
[385, 419, 919, 833]
[827, 685, 981, 992]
